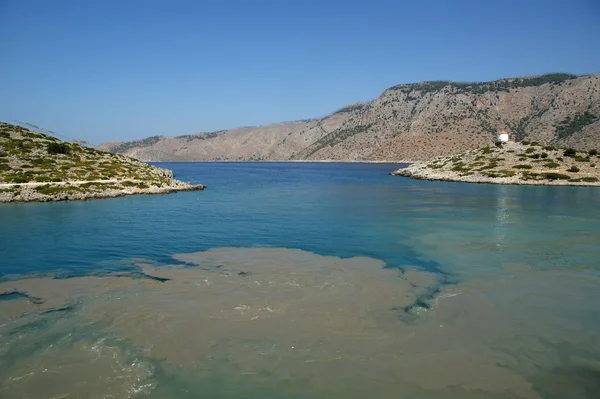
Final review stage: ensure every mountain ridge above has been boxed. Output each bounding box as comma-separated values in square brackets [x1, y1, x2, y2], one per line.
[98, 73, 600, 162]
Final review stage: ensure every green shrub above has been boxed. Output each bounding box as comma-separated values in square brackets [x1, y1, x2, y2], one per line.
[541, 152, 548, 158]
[581, 177, 599, 182]
[3, 138, 33, 154]
[530, 153, 541, 159]
[481, 146, 492, 154]
[477, 162, 499, 170]
[563, 148, 577, 157]
[543, 146, 557, 151]
[513, 164, 533, 169]
[522, 141, 531, 145]
[35, 185, 66, 195]
[530, 142, 539, 146]
[542, 172, 570, 180]
[543, 162, 560, 168]
[494, 141, 503, 147]
[589, 149, 598, 156]
[47, 142, 71, 155]
[525, 147, 535, 154]
[6, 175, 30, 183]
[574, 156, 589, 162]
[522, 172, 540, 180]
[451, 163, 470, 172]
[567, 166, 580, 172]
[30, 158, 55, 166]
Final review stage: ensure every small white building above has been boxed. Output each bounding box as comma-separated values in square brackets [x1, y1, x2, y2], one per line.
[497, 130, 509, 142]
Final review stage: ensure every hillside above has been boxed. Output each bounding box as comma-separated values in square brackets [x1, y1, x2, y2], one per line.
[392, 141, 600, 186]
[98, 73, 600, 162]
[0, 122, 203, 202]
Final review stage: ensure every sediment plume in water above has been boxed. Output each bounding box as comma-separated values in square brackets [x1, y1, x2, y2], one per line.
[1, 247, 600, 398]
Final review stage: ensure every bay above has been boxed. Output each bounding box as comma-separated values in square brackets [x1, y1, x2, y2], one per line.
[1, 162, 599, 399]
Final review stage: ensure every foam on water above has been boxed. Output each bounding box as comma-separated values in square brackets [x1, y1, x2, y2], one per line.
[1, 247, 600, 398]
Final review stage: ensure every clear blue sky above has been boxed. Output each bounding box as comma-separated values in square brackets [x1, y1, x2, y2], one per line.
[1, 0, 599, 143]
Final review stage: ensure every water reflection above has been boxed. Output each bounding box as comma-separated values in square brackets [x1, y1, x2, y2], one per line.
[494, 184, 510, 249]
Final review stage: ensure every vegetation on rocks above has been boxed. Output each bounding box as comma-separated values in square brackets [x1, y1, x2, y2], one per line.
[0, 122, 203, 202]
[556, 112, 598, 139]
[334, 103, 369, 114]
[389, 74, 578, 95]
[301, 124, 373, 158]
[392, 141, 600, 186]
[108, 135, 162, 153]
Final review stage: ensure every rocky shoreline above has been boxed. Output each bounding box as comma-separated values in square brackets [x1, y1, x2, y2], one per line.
[0, 180, 204, 203]
[391, 142, 600, 187]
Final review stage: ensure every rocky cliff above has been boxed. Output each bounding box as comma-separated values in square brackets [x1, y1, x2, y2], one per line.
[98, 74, 600, 162]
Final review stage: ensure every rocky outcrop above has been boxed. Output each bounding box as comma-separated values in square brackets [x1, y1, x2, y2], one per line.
[0, 122, 204, 203]
[391, 141, 600, 186]
[99, 74, 600, 162]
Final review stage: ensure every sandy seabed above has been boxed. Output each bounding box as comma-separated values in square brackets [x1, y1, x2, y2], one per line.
[1, 247, 600, 399]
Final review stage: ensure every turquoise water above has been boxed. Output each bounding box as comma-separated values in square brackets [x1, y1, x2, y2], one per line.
[2, 162, 598, 278]
[1, 162, 600, 398]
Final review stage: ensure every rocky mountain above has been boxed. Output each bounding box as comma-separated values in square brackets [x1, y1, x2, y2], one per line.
[98, 74, 600, 162]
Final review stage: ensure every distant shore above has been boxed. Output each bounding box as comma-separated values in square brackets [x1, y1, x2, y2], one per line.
[391, 142, 600, 187]
[149, 159, 412, 164]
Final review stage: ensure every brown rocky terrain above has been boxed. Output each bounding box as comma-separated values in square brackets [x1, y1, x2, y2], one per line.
[0, 122, 204, 203]
[98, 73, 600, 162]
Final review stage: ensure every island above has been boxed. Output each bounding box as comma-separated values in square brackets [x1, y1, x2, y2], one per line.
[391, 141, 600, 186]
[0, 122, 204, 203]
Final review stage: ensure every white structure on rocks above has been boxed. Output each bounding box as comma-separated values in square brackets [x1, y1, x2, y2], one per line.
[497, 130, 509, 142]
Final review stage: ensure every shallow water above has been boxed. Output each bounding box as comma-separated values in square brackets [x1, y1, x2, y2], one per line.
[1, 162, 600, 398]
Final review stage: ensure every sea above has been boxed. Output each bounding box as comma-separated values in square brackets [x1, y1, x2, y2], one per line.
[1, 162, 599, 399]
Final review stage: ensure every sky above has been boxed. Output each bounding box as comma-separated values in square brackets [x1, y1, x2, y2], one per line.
[1, 0, 599, 144]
